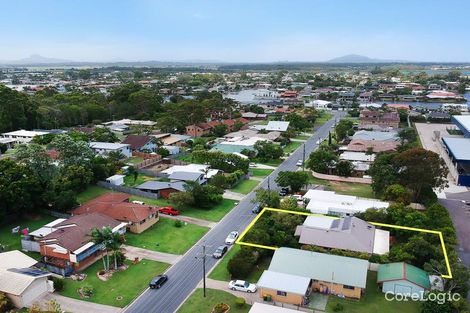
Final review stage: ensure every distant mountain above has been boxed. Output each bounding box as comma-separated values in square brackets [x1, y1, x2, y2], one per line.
[1, 54, 72, 65]
[327, 54, 405, 63]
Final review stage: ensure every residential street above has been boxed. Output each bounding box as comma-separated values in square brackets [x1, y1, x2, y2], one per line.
[122, 112, 344, 313]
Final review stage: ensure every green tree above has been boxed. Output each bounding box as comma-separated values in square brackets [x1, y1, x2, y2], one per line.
[253, 188, 280, 208]
[91, 128, 119, 142]
[157, 147, 170, 157]
[307, 147, 338, 174]
[335, 119, 354, 141]
[398, 127, 417, 145]
[280, 197, 299, 211]
[0, 84, 38, 132]
[275, 171, 309, 192]
[254, 141, 283, 162]
[56, 165, 93, 192]
[212, 124, 228, 137]
[336, 160, 354, 177]
[369, 152, 399, 196]
[51, 134, 94, 167]
[383, 184, 412, 204]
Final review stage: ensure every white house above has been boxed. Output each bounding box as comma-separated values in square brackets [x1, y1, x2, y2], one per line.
[89, 142, 132, 158]
[303, 190, 389, 216]
[161, 164, 220, 179]
[1, 129, 49, 144]
[105, 174, 125, 186]
[305, 99, 331, 109]
[266, 121, 290, 132]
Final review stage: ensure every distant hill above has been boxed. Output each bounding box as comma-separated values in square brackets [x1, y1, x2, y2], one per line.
[1, 54, 73, 65]
[327, 54, 405, 63]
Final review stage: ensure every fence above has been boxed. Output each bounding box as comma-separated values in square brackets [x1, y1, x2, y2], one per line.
[43, 209, 71, 219]
[311, 171, 372, 184]
[97, 181, 160, 199]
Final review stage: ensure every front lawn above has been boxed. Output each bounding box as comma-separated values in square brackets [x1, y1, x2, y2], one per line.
[0, 215, 56, 252]
[123, 174, 155, 187]
[177, 288, 251, 313]
[124, 157, 144, 165]
[283, 141, 302, 154]
[326, 271, 420, 313]
[294, 134, 310, 141]
[230, 179, 259, 195]
[209, 245, 270, 283]
[249, 168, 273, 178]
[76, 186, 110, 204]
[59, 259, 169, 308]
[125, 218, 209, 254]
[252, 158, 283, 167]
[308, 175, 375, 198]
[129, 196, 238, 222]
[314, 111, 333, 128]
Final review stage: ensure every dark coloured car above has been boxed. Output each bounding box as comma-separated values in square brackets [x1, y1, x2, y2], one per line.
[149, 275, 168, 289]
[213, 245, 228, 258]
[279, 187, 289, 196]
[252, 203, 261, 214]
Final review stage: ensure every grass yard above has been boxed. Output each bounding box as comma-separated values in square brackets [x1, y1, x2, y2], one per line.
[59, 259, 169, 308]
[283, 141, 302, 154]
[249, 168, 273, 178]
[314, 111, 333, 128]
[209, 245, 270, 283]
[0, 215, 56, 252]
[129, 196, 237, 222]
[326, 271, 420, 313]
[125, 218, 208, 254]
[294, 134, 310, 141]
[124, 157, 144, 165]
[177, 288, 251, 313]
[76, 186, 110, 204]
[308, 175, 375, 198]
[252, 158, 283, 167]
[123, 174, 155, 187]
[230, 179, 259, 195]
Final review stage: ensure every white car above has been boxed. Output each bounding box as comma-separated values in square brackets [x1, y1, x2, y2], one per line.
[131, 200, 145, 205]
[296, 160, 303, 166]
[292, 194, 303, 201]
[315, 139, 321, 145]
[228, 280, 257, 293]
[225, 231, 239, 245]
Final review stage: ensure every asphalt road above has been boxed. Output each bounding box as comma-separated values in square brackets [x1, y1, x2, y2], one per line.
[124, 111, 345, 313]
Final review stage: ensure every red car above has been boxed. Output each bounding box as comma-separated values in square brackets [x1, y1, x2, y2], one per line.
[159, 206, 180, 216]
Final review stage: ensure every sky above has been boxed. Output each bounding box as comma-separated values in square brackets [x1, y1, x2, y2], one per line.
[1, 0, 469, 63]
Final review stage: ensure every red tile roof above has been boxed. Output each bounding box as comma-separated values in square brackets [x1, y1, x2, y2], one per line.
[122, 135, 153, 150]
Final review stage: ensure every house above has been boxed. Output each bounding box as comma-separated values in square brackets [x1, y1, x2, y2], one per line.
[386, 104, 410, 111]
[106, 174, 125, 186]
[224, 129, 281, 142]
[0, 251, 52, 308]
[168, 171, 206, 184]
[265, 121, 290, 132]
[72, 193, 159, 234]
[121, 135, 156, 152]
[347, 139, 399, 153]
[294, 216, 390, 255]
[305, 99, 331, 109]
[185, 118, 249, 137]
[303, 190, 389, 216]
[352, 130, 398, 142]
[339, 151, 376, 163]
[260, 248, 369, 301]
[22, 213, 127, 276]
[377, 262, 431, 298]
[152, 133, 190, 147]
[89, 142, 132, 158]
[161, 164, 220, 179]
[136, 181, 186, 198]
[211, 136, 268, 154]
[1, 129, 48, 144]
[241, 112, 268, 120]
[359, 110, 400, 129]
[0, 138, 16, 150]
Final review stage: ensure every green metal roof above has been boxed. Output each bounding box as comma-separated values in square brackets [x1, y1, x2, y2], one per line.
[268, 247, 369, 288]
[377, 262, 430, 289]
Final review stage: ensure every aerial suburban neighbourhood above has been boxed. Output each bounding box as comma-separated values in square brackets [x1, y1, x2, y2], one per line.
[1, 1, 470, 313]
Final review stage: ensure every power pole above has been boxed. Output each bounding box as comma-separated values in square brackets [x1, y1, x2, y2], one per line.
[195, 242, 211, 297]
[302, 143, 306, 171]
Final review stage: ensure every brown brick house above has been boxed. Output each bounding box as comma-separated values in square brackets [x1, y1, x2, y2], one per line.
[185, 118, 249, 137]
[359, 110, 400, 128]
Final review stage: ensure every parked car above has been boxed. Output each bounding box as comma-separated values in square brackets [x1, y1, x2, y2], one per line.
[279, 187, 289, 196]
[225, 231, 239, 245]
[132, 200, 145, 205]
[228, 280, 257, 293]
[292, 194, 303, 201]
[296, 160, 303, 166]
[249, 162, 257, 168]
[149, 275, 168, 289]
[213, 245, 228, 259]
[252, 202, 261, 214]
[315, 139, 321, 145]
[159, 207, 180, 216]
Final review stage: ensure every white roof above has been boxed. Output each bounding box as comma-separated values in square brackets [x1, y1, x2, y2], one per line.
[266, 121, 290, 132]
[1, 129, 48, 137]
[302, 215, 335, 229]
[106, 174, 126, 180]
[89, 142, 130, 150]
[0, 268, 50, 296]
[373, 229, 390, 255]
[0, 138, 16, 144]
[304, 190, 389, 215]
[249, 303, 302, 313]
[453, 115, 470, 133]
[257, 270, 310, 295]
[29, 218, 66, 237]
[340, 151, 376, 162]
[219, 136, 271, 147]
[161, 164, 219, 179]
[232, 152, 249, 159]
[0, 251, 37, 269]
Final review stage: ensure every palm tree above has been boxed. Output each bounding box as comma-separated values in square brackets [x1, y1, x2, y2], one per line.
[91, 227, 113, 271]
[108, 231, 124, 270]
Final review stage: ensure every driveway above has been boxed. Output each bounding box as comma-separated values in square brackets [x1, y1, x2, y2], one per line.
[37, 293, 121, 313]
[123, 112, 344, 313]
[223, 190, 245, 201]
[122, 245, 181, 265]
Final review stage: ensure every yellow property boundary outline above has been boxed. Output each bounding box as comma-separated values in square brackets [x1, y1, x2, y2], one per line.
[236, 207, 453, 279]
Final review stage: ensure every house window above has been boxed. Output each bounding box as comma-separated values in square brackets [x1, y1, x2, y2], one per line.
[277, 291, 287, 296]
[343, 285, 355, 290]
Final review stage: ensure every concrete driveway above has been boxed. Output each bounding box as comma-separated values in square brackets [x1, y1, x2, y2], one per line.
[37, 293, 121, 313]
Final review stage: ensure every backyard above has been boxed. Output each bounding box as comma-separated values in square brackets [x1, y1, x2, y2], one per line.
[326, 271, 420, 313]
[76, 186, 110, 204]
[123, 174, 155, 187]
[230, 179, 259, 195]
[177, 288, 251, 313]
[125, 218, 209, 254]
[308, 175, 375, 198]
[129, 196, 237, 222]
[59, 259, 169, 308]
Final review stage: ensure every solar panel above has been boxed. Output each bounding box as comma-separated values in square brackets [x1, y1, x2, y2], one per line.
[9, 268, 49, 277]
[341, 217, 352, 230]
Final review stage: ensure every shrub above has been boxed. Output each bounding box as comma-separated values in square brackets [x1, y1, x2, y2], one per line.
[174, 220, 183, 228]
[235, 297, 245, 308]
[52, 277, 65, 292]
[212, 303, 229, 313]
[333, 303, 344, 312]
[0, 291, 11, 312]
[80, 285, 94, 297]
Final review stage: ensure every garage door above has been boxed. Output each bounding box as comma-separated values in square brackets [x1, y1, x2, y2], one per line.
[394, 284, 412, 295]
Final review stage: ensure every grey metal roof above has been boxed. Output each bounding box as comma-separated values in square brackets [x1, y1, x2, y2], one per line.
[442, 137, 470, 162]
[268, 247, 369, 288]
[257, 270, 310, 295]
[136, 181, 186, 192]
[295, 216, 381, 254]
[352, 130, 398, 141]
[168, 171, 203, 182]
